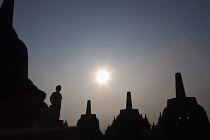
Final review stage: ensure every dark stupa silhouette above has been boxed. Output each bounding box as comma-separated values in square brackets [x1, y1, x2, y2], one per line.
[0, 0, 57, 129]
[159, 72, 210, 140]
[77, 100, 104, 140]
[105, 91, 151, 140]
[0, 0, 45, 100]
[77, 100, 100, 130]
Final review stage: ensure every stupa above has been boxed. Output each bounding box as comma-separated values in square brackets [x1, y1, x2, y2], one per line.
[0, 0, 56, 129]
[77, 100, 104, 140]
[160, 73, 210, 140]
[105, 91, 151, 140]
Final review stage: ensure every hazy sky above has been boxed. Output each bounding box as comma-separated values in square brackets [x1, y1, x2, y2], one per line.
[2, 0, 210, 131]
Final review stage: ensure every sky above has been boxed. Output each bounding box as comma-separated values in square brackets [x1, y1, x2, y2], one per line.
[2, 0, 210, 132]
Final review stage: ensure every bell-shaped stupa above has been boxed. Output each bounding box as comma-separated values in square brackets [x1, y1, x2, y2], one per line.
[0, 0, 56, 129]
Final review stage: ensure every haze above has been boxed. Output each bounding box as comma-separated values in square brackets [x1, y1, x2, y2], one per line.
[2, 0, 210, 132]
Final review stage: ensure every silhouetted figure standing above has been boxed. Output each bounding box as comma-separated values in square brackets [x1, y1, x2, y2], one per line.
[50, 85, 62, 120]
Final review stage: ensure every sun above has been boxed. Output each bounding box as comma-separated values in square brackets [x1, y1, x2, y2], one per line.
[96, 70, 110, 84]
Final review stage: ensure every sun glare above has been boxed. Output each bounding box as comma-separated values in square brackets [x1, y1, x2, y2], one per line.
[96, 70, 110, 84]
